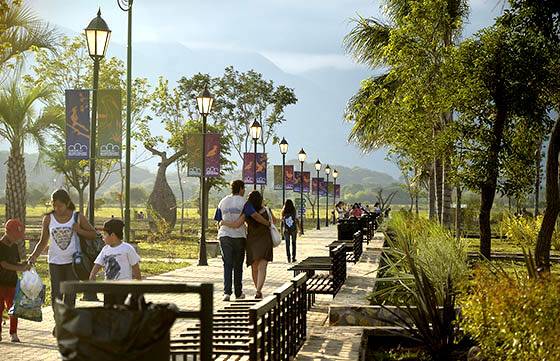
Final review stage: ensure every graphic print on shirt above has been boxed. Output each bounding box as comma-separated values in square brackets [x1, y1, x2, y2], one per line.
[104, 254, 121, 280]
[51, 227, 73, 250]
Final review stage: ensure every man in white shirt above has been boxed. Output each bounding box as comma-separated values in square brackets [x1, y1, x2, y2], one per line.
[214, 180, 247, 301]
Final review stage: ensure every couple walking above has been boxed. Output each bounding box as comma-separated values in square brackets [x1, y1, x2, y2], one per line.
[215, 180, 285, 300]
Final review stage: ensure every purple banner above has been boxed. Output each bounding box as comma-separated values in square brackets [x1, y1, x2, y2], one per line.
[65, 90, 90, 159]
[335, 184, 341, 198]
[243, 153, 267, 185]
[294, 171, 310, 193]
[312, 177, 325, 196]
[185, 133, 221, 177]
[285, 165, 294, 190]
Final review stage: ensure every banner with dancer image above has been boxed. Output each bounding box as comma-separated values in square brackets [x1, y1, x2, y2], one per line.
[335, 184, 341, 198]
[312, 177, 326, 196]
[243, 153, 267, 185]
[65, 90, 90, 159]
[185, 133, 221, 177]
[273, 165, 294, 190]
[97, 89, 122, 159]
[294, 171, 311, 193]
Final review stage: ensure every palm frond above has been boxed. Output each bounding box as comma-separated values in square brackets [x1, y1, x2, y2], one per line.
[344, 16, 392, 68]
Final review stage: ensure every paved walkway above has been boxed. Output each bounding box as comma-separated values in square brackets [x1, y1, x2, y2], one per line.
[2, 226, 377, 360]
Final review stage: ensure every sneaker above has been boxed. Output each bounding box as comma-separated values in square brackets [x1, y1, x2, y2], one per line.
[236, 293, 246, 300]
[222, 294, 231, 301]
[292, 258, 297, 263]
[10, 334, 20, 343]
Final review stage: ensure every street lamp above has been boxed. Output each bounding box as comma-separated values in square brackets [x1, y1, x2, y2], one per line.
[279, 137, 288, 207]
[196, 85, 214, 266]
[298, 148, 307, 235]
[250, 120, 262, 190]
[332, 169, 339, 223]
[118, 0, 134, 244]
[325, 165, 330, 227]
[85, 9, 111, 226]
[315, 159, 321, 230]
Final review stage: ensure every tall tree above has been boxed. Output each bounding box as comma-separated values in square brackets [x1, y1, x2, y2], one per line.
[0, 77, 61, 254]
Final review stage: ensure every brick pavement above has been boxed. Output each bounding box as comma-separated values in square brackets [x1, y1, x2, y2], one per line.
[2, 225, 376, 360]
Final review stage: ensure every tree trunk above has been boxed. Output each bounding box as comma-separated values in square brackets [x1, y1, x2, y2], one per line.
[442, 160, 453, 228]
[534, 141, 542, 217]
[479, 97, 507, 259]
[429, 168, 436, 221]
[435, 158, 443, 223]
[147, 161, 177, 232]
[455, 185, 462, 240]
[535, 116, 560, 272]
[415, 192, 419, 215]
[177, 162, 185, 235]
[5, 145, 27, 257]
[78, 188, 85, 214]
[409, 191, 414, 213]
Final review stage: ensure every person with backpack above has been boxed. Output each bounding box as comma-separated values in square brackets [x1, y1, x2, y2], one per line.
[28, 189, 97, 310]
[281, 199, 300, 263]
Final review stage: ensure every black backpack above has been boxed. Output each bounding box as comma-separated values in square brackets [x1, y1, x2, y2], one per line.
[71, 212, 103, 280]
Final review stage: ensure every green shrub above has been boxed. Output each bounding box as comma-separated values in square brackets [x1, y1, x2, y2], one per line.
[461, 269, 560, 361]
[499, 214, 560, 251]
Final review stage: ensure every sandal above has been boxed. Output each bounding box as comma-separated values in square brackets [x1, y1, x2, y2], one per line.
[255, 291, 263, 299]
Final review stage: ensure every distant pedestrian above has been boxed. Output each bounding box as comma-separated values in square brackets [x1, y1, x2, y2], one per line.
[0, 219, 31, 343]
[281, 199, 299, 263]
[213, 180, 247, 301]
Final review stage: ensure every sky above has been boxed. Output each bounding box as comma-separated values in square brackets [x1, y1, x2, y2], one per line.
[19, 0, 503, 179]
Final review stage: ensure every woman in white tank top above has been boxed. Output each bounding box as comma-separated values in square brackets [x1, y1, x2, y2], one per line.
[28, 189, 97, 309]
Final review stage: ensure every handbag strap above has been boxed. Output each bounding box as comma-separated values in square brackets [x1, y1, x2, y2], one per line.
[73, 211, 82, 254]
[265, 207, 273, 228]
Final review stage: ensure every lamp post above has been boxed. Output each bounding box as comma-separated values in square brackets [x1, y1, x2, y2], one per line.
[196, 86, 214, 266]
[315, 159, 321, 230]
[279, 137, 288, 207]
[325, 165, 330, 227]
[332, 169, 338, 223]
[298, 149, 307, 235]
[250, 120, 262, 190]
[117, 0, 133, 243]
[85, 9, 111, 226]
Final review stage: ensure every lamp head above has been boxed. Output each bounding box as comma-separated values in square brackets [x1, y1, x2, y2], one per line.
[298, 148, 307, 163]
[279, 137, 288, 154]
[85, 9, 111, 60]
[250, 120, 262, 140]
[314, 159, 321, 171]
[196, 85, 214, 116]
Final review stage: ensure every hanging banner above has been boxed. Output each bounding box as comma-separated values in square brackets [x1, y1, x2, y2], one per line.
[274, 165, 283, 190]
[97, 89, 122, 159]
[243, 153, 267, 185]
[327, 181, 334, 196]
[65, 90, 90, 159]
[294, 171, 310, 193]
[335, 184, 341, 198]
[320, 179, 327, 197]
[185, 133, 221, 177]
[285, 165, 294, 190]
[312, 177, 325, 195]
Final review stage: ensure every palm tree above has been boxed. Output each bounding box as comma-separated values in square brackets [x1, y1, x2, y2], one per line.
[0, 77, 61, 237]
[0, 1, 58, 82]
[343, 0, 468, 227]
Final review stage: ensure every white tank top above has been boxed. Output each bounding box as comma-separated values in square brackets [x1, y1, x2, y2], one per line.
[48, 211, 78, 265]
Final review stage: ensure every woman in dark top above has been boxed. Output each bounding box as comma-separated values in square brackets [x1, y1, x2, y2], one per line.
[223, 191, 277, 299]
[281, 199, 299, 263]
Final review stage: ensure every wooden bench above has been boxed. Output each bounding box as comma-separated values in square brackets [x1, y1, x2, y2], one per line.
[170, 273, 308, 361]
[289, 244, 346, 308]
[329, 230, 363, 263]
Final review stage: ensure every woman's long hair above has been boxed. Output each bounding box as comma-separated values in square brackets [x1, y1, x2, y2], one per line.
[282, 199, 296, 218]
[247, 190, 263, 212]
[49, 189, 76, 214]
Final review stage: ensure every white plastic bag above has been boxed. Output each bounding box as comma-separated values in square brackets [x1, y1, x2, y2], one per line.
[20, 268, 44, 300]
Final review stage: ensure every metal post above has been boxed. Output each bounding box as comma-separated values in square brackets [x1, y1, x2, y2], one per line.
[88, 59, 100, 226]
[198, 114, 208, 266]
[325, 173, 329, 227]
[333, 178, 337, 223]
[282, 154, 286, 207]
[253, 139, 258, 190]
[300, 161, 304, 235]
[124, 1, 133, 242]
[199, 283, 214, 361]
[316, 170, 320, 230]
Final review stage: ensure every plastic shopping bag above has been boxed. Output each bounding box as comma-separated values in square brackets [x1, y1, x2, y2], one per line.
[8, 279, 46, 322]
[20, 268, 44, 299]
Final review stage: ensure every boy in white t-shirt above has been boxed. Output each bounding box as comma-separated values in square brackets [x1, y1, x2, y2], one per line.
[90, 219, 141, 282]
